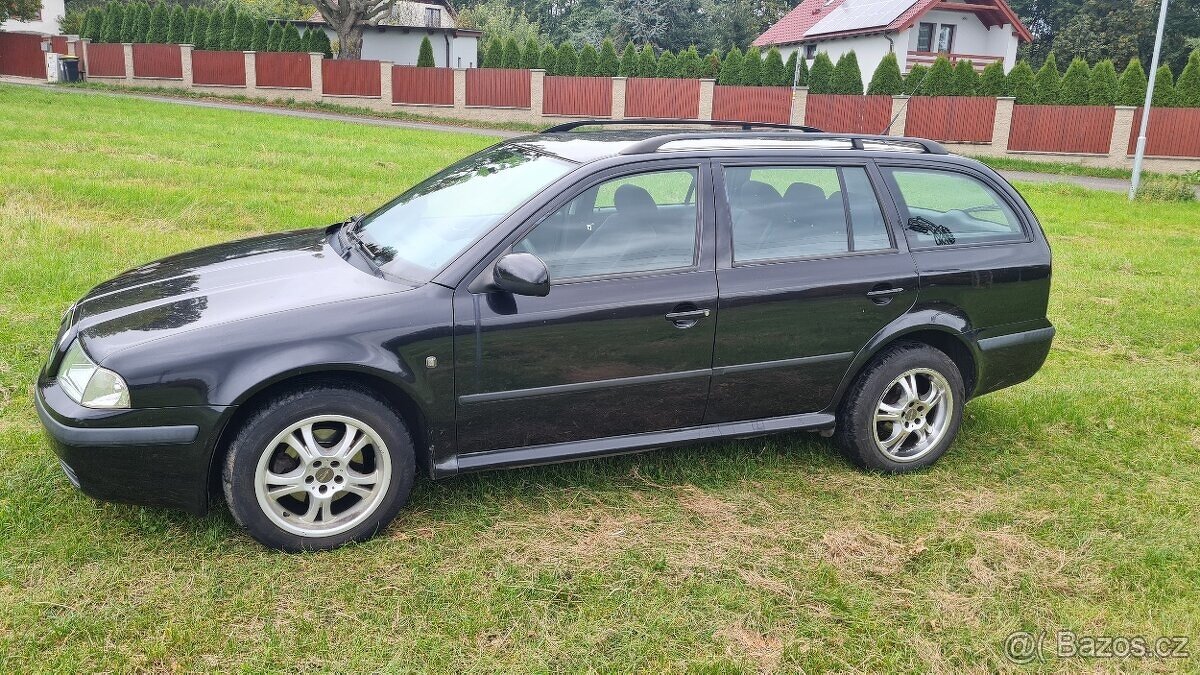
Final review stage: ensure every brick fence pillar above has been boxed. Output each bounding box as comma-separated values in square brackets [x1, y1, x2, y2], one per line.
[1110, 106, 1136, 160]
[379, 60, 392, 110]
[789, 86, 808, 126]
[990, 96, 1015, 153]
[309, 52, 323, 99]
[122, 43, 133, 82]
[243, 51, 256, 93]
[888, 95, 908, 135]
[179, 44, 193, 87]
[530, 68, 545, 118]
[698, 78, 715, 121]
[611, 76, 626, 120]
[79, 38, 89, 71]
[453, 68, 467, 111]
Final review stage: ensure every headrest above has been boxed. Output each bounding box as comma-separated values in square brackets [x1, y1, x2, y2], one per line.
[613, 184, 658, 214]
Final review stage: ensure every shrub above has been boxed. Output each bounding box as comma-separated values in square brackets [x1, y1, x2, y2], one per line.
[1118, 58, 1147, 106]
[279, 23, 302, 52]
[1151, 64, 1176, 107]
[556, 43, 578, 76]
[807, 52, 834, 93]
[903, 63, 928, 95]
[309, 26, 331, 58]
[678, 46, 702, 79]
[1176, 52, 1200, 107]
[1088, 60, 1119, 105]
[762, 47, 787, 86]
[1059, 57, 1090, 105]
[979, 61, 1007, 96]
[249, 18, 270, 51]
[618, 43, 637, 77]
[264, 22, 282, 52]
[188, 9, 207, 49]
[656, 50, 678, 78]
[127, 2, 148, 43]
[539, 44, 557, 74]
[483, 39, 502, 68]
[703, 49, 721, 79]
[637, 44, 656, 78]
[102, 3, 123, 43]
[867, 52, 903, 95]
[417, 36, 435, 67]
[146, 2, 168, 43]
[951, 59, 978, 96]
[784, 51, 798, 85]
[219, 4, 238, 51]
[232, 13, 254, 51]
[501, 37, 521, 69]
[578, 43, 599, 76]
[598, 39, 619, 77]
[1007, 60, 1037, 103]
[741, 46, 762, 86]
[166, 6, 187, 44]
[1032, 52, 1060, 104]
[118, 2, 136, 42]
[1135, 177, 1195, 202]
[922, 56, 954, 96]
[84, 7, 105, 42]
[718, 46, 743, 85]
[831, 51, 863, 94]
[203, 9, 223, 50]
[520, 38, 540, 70]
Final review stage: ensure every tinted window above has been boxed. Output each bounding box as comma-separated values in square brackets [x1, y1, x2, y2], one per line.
[885, 168, 1024, 248]
[515, 168, 699, 281]
[725, 166, 891, 263]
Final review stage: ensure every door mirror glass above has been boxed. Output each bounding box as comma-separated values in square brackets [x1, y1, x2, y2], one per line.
[493, 253, 550, 296]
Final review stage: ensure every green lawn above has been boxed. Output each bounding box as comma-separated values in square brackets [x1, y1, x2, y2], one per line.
[2, 84, 1199, 673]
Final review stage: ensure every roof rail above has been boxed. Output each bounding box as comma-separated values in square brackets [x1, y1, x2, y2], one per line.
[541, 118, 824, 134]
[617, 132, 950, 156]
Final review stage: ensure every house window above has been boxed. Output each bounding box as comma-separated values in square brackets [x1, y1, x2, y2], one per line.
[936, 24, 955, 52]
[917, 23, 935, 52]
[425, 7, 441, 28]
[804, 44, 817, 59]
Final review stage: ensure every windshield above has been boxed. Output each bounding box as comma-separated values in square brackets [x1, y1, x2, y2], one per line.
[353, 144, 575, 282]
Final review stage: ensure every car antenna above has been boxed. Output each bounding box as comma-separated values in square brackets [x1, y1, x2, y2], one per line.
[881, 62, 932, 135]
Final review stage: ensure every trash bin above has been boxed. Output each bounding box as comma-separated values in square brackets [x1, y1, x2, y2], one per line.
[59, 57, 81, 83]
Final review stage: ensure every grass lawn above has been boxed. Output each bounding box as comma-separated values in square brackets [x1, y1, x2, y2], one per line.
[2, 83, 1199, 673]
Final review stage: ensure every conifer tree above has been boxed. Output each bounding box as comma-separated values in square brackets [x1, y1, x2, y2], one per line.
[1087, 59, 1118, 105]
[578, 43, 599, 76]
[950, 59, 978, 96]
[249, 18, 270, 51]
[281, 23, 303, 52]
[188, 8, 207, 49]
[484, 38, 502, 68]
[203, 9, 223, 50]
[232, 13, 255, 50]
[1151, 64, 1176, 107]
[501, 37, 521, 69]
[1117, 58, 1147, 106]
[678, 46, 702, 79]
[783, 51, 798, 85]
[539, 43, 557, 74]
[618, 42, 637, 77]
[831, 51, 863, 94]
[1032, 52, 1060, 104]
[146, 2, 168, 43]
[598, 39, 619, 76]
[166, 6, 187, 44]
[1007, 60, 1037, 103]
[867, 52, 903, 95]
[718, 46, 743, 85]
[557, 42, 579, 76]
[923, 56, 954, 96]
[311, 28, 332, 57]
[265, 22, 283, 52]
[807, 52, 834, 93]
[741, 46, 762, 86]
[903, 64, 928, 95]
[656, 50, 677, 78]
[1059, 57, 1090, 105]
[978, 61, 1007, 96]
[521, 38, 540, 70]
[762, 47, 787, 86]
[1175, 52, 1200, 107]
[417, 36, 435, 67]
[703, 50, 721, 79]
[637, 44, 656, 78]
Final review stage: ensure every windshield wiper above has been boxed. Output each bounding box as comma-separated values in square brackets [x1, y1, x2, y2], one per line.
[340, 215, 383, 274]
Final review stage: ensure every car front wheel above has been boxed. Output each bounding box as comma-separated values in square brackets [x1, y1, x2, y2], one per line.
[835, 342, 965, 472]
[222, 385, 414, 551]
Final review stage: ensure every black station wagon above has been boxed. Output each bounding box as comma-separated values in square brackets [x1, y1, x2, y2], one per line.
[36, 121, 1054, 550]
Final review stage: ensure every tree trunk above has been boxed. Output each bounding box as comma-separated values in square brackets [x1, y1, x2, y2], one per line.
[336, 23, 364, 59]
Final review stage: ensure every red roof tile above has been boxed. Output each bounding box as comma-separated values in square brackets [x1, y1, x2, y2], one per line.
[754, 0, 1029, 46]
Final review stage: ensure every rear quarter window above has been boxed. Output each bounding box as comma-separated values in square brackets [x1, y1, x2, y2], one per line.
[884, 167, 1026, 248]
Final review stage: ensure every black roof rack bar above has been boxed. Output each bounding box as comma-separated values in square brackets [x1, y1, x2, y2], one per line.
[541, 118, 824, 134]
[618, 132, 949, 156]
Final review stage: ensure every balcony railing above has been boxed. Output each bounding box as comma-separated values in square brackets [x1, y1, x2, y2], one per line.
[906, 50, 1002, 72]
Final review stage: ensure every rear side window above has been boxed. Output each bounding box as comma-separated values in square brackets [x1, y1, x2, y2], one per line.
[724, 166, 893, 263]
[884, 168, 1025, 248]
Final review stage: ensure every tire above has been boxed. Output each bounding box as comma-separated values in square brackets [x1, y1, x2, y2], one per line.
[222, 385, 415, 551]
[835, 341, 966, 472]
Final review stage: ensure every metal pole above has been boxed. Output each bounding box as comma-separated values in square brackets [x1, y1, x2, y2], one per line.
[1130, 0, 1170, 200]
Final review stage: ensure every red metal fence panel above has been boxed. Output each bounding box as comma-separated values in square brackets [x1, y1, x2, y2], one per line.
[804, 94, 892, 134]
[256, 51, 311, 89]
[465, 68, 531, 108]
[712, 85, 792, 124]
[1127, 108, 1200, 157]
[191, 50, 245, 86]
[0, 32, 47, 78]
[624, 77, 700, 119]
[84, 42, 125, 77]
[392, 65, 454, 105]
[132, 43, 182, 79]
[322, 59, 381, 97]
[50, 36, 68, 54]
[904, 96, 995, 142]
[543, 75, 612, 116]
[1008, 105, 1114, 154]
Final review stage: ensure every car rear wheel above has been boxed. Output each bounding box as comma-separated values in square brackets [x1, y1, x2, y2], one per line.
[835, 342, 965, 472]
[222, 385, 414, 551]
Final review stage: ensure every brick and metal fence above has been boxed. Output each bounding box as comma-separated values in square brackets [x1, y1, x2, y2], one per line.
[4, 32, 1200, 171]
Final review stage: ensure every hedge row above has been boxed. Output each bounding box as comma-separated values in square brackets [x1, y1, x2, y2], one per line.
[78, 1, 332, 57]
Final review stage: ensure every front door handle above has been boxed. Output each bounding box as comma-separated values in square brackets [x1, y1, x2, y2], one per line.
[665, 308, 711, 328]
[866, 287, 904, 297]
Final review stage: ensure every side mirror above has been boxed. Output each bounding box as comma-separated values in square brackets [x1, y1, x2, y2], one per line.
[493, 252, 550, 297]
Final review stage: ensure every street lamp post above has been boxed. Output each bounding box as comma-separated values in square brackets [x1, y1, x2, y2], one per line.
[1129, 0, 1171, 200]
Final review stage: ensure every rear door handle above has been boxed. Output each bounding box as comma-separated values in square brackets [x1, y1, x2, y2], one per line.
[866, 287, 904, 297]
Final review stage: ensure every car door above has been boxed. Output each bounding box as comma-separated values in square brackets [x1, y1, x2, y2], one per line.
[453, 161, 718, 455]
[706, 159, 919, 423]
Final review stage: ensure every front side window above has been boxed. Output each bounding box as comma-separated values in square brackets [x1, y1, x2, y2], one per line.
[515, 168, 700, 281]
[885, 168, 1025, 248]
[725, 165, 892, 263]
[355, 144, 574, 282]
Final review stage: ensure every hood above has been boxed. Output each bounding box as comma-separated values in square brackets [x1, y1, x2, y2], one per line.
[72, 228, 414, 363]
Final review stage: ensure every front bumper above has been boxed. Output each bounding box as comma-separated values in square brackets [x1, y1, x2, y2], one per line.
[35, 382, 230, 515]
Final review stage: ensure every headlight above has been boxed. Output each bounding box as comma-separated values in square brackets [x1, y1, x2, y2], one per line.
[57, 340, 130, 409]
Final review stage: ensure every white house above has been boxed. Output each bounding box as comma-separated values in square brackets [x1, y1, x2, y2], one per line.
[2, 0, 65, 35]
[293, 0, 481, 68]
[754, 0, 1032, 89]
